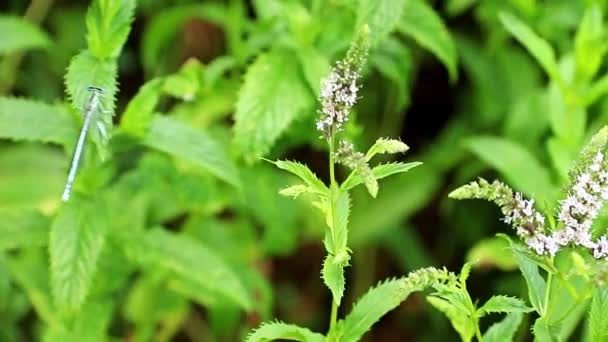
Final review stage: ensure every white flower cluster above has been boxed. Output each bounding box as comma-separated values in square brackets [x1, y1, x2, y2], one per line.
[550, 152, 608, 258]
[316, 64, 361, 137]
[500, 191, 557, 255]
[502, 152, 608, 258]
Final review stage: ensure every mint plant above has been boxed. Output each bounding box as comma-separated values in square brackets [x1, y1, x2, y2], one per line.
[451, 127, 608, 341]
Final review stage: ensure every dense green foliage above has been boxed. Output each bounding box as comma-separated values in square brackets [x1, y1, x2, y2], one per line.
[4, 0, 608, 341]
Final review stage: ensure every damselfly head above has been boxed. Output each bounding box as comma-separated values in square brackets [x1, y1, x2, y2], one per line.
[87, 85, 104, 93]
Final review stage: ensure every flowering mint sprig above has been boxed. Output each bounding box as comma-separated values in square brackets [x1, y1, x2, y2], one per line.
[316, 26, 369, 138]
[451, 127, 608, 260]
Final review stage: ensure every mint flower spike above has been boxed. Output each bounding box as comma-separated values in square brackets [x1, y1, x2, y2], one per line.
[449, 179, 555, 255]
[552, 151, 608, 258]
[316, 26, 370, 138]
[335, 140, 377, 197]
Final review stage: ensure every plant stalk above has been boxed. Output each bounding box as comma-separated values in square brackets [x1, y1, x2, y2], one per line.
[327, 130, 339, 332]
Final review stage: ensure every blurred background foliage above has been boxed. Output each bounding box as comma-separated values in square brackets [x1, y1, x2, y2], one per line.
[2, 0, 608, 341]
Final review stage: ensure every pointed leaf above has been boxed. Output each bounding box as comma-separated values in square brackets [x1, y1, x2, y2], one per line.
[65, 51, 118, 160]
[143, 116, 240, 189]
[246, 321, 325, 342]
[427, 296, 475, 342]
[271, 160, 328, 196]
[341, 161, 422, 192]
[589, 287, 608, 342]
[234, 48, 314, 161]
[483, 313, 523, 342]
[512, 247, 546, 314]
[322, 254, 347, 306]
[86, 0, 135, 59]
[365, 138, 409, 161]
[50, 196, 109, 313]
[397, 0, 458, 81]
[0, 15, 50, 54]
[478, 295, 532, 316]
[120, 78, 164, 136]
[498, 12, 559, 82]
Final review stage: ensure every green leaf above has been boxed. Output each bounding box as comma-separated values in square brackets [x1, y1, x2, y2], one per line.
[397, 0, 458, 81]
[143, 116, 240, 189]
[477, 295, 533, 316]
[246, 321, 325, 342]
[49, 196, 109, 313]
[65, 51, 118, 160]
[512, 247, 546, 314]
[356, 0, 408, 45]
[126, 228, 252, 310]
[162, 59, 202, 101]
[589, 287, 608, 342]
[532, 319, 559, 342]
[341, 278, 412, 342]
[466, 136, 553, 202]
[86, 0, 135, 59]
[574, 4, 607, 83]
[331, 191, 351, 253]
[120, 78, 164, 136]
[483, 313, 523, 342]
[426, 296, 474, 342]
[0, 15, 50, 54]
[0, 209, 49, 250]
[370, 37, 412, 110]
[322, 254, 347, 306]
[0, 145, 66, 210]
[296, 47, 331, 96]
[365, 138, 409, 161]
[466, 237, 517, 271]
[43, 300, 112, 342]
[233, 48, 314, 162]
[341, 161, 422, 192]
[0, 97, 77, 146]
[342, 267, 452, 342]
[498, 12, 560, 83]
[271, 160, 328, 196]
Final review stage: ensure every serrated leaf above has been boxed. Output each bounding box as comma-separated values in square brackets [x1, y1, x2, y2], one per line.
[478, 295, 532, 316]
[0, 209, 49, 250]
[341, 161, 422, 192]
[65, 51, 118, 160]
[49, 195, 109, 314]
[322, 254, 347, 306]
[0, 97, 77, 146]
[498, 12, 559, 82]
[234, 48, 314, 162]
[120, 78, 164, 136]
[143, 116, 240, 189]
[246, 321, 325, 342]
[589, 287, 608, 342]
[482, 313, 523, 342]
[126, 228, 252, 310]
[466, 136, 553, 202]
[342, 278, 412, 342]
[366, 138, 409, 161]
[0, 15, 49, 55]
[86, 0, 135, 59]
[397, 0, 457, 81]
[271, 160, 328, 196]
[331, 191, 351, 253]
[427, 296, 474, 342]
[356, 0, 408, 45]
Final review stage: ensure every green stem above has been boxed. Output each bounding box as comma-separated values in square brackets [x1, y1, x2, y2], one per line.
[543, 273, 553, 319]
[475, 323, 483, 342]
[327, 130, 339, 333]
